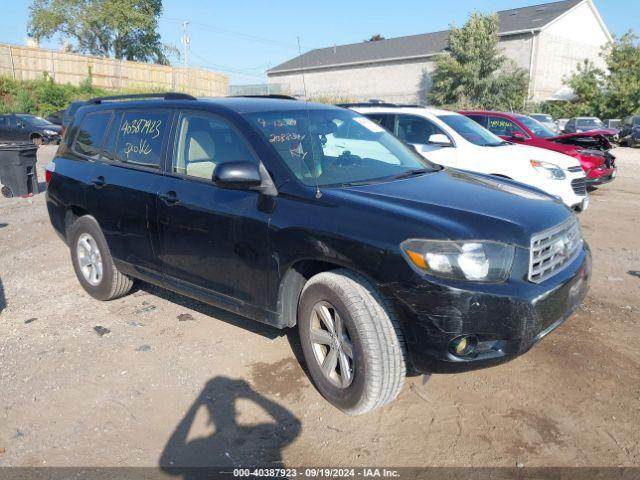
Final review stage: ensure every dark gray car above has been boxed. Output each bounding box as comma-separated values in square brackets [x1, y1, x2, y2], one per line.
[0, 113, 62, 145]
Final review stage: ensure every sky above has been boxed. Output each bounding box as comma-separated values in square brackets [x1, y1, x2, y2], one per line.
[0, 0, 637, 85]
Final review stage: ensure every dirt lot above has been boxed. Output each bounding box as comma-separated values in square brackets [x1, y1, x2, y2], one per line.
[0, 145, 639, 469]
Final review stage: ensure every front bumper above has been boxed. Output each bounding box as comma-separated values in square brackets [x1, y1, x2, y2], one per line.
[383, 244, 592, 373]
[530, 171, 587, 211]
[587, 167, 617, 185]
[44, 134, 62, 145]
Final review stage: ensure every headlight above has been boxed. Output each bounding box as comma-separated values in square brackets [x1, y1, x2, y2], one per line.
[43, 129, 58, 135]
[530, 160, 566, 180]
[576, 149, 604, 158]
[400, 239, 515, 282]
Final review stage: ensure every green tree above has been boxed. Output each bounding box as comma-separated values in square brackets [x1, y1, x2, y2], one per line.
[542, 31, 640, 119]
[601, 32, 640, 118]
[28, 0, 171, 65]
[563, 59, 606, 116]
[427, 12, 528, 110]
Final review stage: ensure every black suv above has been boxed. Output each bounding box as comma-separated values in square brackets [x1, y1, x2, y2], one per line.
[46, 93, 591, 414]
[0, 113, 62, 145]
[619, 115, 640, 147]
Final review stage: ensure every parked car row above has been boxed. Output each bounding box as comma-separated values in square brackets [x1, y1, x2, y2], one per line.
[346, 105, 590, 211]
[461, 111, 617, 186]
[46, 93, 593, 415]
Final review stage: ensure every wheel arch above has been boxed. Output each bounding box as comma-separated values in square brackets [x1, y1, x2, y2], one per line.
[64, 205, 91, 242]
[276, 259, 380, 328]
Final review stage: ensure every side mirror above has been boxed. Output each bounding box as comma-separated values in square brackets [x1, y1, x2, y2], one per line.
[511, 131, 526, 141]
[213, 161, 262, 189]
[428, 133, 451, 146]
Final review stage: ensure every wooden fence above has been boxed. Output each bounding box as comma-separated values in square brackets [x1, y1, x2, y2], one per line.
[0, 43, 228, 96]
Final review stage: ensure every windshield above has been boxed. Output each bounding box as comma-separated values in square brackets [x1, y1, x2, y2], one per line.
[577, 118, 604, 128]
[530, 114, 553, 123]
[245, 109, 437, 187]
[437, 114, 506, 146]
[18, 115, 51, 126]
[516, 115, 556, 138]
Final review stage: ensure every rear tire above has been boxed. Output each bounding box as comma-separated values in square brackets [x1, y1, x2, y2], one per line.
[69, 215, 133, 301]
[297, 269, 406, 415]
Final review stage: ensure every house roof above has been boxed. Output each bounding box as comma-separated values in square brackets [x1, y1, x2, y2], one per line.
[268, 0, 583, 74]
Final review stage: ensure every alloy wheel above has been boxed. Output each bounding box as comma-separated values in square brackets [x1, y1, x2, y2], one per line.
[76, 233, 103, 286]
[309, 301, 355, 388]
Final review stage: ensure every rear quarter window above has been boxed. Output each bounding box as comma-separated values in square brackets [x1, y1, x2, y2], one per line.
[114, 111, 170, 168]
[73, 112, 113, 158]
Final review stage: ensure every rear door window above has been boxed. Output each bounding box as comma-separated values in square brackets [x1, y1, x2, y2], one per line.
[73, 112, 113, 158]
[114, 110, 170, 168]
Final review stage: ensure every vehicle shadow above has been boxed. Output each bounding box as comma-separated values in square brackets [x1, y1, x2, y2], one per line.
[628, 270, 640, 279]
[159, 376, 301, 477]
[0, 277, 6, 314]
[135, 282, 283, 340]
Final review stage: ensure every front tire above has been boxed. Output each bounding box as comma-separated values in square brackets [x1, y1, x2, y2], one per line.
[298, 269, 406, 415]
[69, 215, 133, 301]
[31, 135, 43, 146]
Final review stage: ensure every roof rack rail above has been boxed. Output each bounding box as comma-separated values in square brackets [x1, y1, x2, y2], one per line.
[87, 92, 196, 104]
[337, 102, 425, 109]
[336, 102, 399, 108]
[229, 94, 298, 100]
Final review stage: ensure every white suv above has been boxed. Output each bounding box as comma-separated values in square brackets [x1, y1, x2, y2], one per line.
[348, 106, 588, 211]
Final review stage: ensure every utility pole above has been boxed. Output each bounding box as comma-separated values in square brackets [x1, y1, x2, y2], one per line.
[181, 21, 190, 67]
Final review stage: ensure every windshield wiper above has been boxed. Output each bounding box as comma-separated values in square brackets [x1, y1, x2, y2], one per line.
[480, 141, 510, 147]
[342, 168, 436, 187]
[389, 168, 436, 180]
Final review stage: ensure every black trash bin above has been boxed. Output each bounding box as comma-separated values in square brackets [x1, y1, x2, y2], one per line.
[0, 142, 39, 198]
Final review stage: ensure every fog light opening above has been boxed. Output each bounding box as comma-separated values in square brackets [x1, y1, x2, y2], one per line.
[449, 335, 478, 357]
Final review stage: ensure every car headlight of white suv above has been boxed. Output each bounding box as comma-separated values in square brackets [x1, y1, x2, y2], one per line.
[530, 160, 566, 180]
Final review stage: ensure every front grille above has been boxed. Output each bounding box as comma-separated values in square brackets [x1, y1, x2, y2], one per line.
[568, 166, 583, 173]
[529, 217, 583, 283]
[571, 177, 587, 196]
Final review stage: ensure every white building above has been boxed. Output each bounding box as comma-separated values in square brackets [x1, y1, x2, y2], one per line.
[267, 0, 611, 104]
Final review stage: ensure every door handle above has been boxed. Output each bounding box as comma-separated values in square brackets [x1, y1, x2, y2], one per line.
[159, 191, 180, 205]
[91, 176, 105, 188]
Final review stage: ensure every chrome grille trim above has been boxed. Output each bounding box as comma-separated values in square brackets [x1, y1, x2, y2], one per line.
[571, 177, 587, 196]
[529, 217, 583, 283]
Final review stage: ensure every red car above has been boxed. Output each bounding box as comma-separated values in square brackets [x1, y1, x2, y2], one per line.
[460, 111, 617, 185]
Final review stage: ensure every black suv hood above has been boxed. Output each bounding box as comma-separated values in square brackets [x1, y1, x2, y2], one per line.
[331, 169, 572, 247]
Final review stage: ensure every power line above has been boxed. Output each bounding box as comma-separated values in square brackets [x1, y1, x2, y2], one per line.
[189, 50, 268, 79]
[161, 17, 316, 51]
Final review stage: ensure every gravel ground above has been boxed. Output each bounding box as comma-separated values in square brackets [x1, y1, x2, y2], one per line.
[0, 145, 638, 468]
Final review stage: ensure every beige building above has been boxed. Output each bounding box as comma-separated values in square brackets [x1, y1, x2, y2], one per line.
[267, 0, 611, 103]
